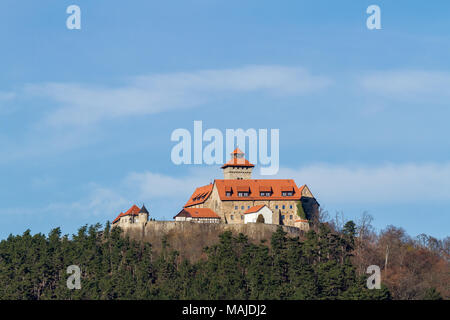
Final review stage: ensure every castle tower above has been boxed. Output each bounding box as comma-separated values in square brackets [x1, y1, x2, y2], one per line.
[221, 148, 254, 180]
[138, 204, 149, 224]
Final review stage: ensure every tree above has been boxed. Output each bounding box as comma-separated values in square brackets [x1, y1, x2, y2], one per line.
[296, 201, 306, 219]
[422, 288, 443, 300]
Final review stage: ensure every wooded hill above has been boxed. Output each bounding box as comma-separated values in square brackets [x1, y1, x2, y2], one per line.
[0, 215, 447, 300]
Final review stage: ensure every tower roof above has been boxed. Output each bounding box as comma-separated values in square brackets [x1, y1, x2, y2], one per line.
[221, 157, 254, 169]
[139, 204, 149, 214]
[222, 148, 254, 169]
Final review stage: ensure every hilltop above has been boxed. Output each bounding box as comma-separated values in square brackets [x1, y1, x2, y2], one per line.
[122, 221, 304, 261]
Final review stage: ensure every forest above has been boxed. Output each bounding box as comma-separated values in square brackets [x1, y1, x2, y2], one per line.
[0, 214, 447, 300]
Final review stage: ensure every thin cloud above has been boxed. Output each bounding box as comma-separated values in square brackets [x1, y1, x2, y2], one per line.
[0, 91, 15, 101]
[24, 65, 332, 126]
[360, 70, 450, 102]
[68, 162, 450, 219]
[124, 168, 218, 199]
[0, 91, 16, 114]
[6, 162, 450, 229]
[20, 168, 218, 220]
[275, 163, 450, 204]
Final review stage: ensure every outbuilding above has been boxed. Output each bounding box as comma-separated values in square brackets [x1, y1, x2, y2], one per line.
[243, 205, 273, 224]
[174, 208, 221, 223]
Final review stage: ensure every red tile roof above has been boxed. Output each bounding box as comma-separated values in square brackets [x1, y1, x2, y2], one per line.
[184, 181, 311, 208]
[184, 183, 213, 207]
[174, 208, 220, 219]
[259, 186, 272, 192]
[215, 179, 302, 201]
[231, 148, 244, 155]
[124, 204, 140, 216]
[298, 185, 306, 195]
[112, 212, 124, 224]
[112, 204, 141, 224]
[221, 157, 255, 169]
[244, 204, 266, 214]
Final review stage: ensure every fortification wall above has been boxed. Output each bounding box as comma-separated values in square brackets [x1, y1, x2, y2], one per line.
[122, 221, 303, 262]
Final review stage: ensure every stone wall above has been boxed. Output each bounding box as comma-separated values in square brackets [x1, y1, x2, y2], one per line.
[122, 221, 304, 262]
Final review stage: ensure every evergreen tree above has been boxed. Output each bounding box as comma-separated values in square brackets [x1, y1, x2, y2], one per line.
[0, 222, 395, 300]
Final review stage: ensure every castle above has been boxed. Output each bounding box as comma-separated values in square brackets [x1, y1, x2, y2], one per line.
[112, 204, 149, 228]
[112, 149, 319, 231]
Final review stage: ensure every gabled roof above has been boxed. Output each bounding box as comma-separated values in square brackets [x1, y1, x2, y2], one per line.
[298, 185, 305, 194]
[174, 208, 220, 219]
[244, 204, 267, 214]
[214, 179, 302, 201]
[124, 204, 140, 215]
[298, 184, 314, 198]
[184, 183, 213, 207]
[112, 204, 141, 224]
[112, 212, 124, 224]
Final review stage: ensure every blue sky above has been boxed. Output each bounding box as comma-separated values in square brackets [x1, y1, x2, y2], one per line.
[0, 0, 449, 239]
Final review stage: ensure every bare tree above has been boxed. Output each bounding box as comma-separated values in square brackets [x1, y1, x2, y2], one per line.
[354, 212, 378, 276]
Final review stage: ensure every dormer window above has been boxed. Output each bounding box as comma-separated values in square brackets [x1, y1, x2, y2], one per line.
[226, 192, 232, 197]
[236, 186, 250, 197]
[259, 186, 272, 197]
[225, 186, 233, 197]
[281, 186, 294, 197]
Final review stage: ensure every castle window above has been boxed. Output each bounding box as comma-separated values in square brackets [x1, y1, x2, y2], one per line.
[236, 186, 250, 197]
[241, 206, 244, 210]
[282, 205, 286, 209]
[230, 215, 234, 220]
[290, 215, 293, 220]
[241, 215, 244, 220]
[259, 186, 272, 196]
[235, 206, 238, 210]
[275, 205, 279, 209]
[248, 206, 250, 209]
[290, 205, 293, 209]
[281, 215, 285, 220]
